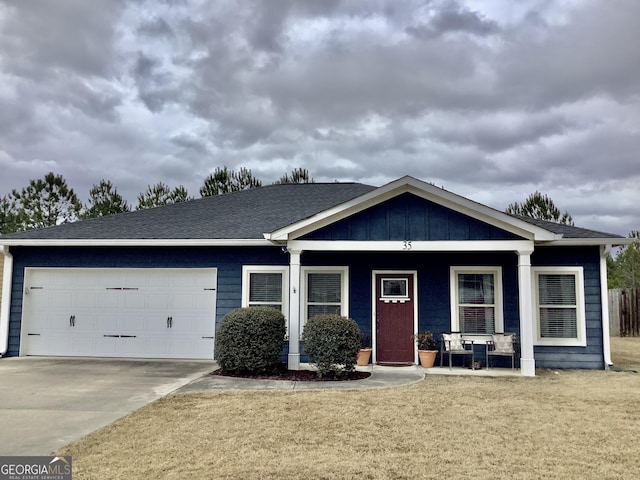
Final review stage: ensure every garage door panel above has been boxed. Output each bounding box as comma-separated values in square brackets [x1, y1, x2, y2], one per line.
[144, 316, 170, 334]
[22, 268, 217, 359]
[143, 338, 170, 356]
[71, 313, 97, 332]
[123, 292, 146, 309]
[147, 293, 169, 309]
[171, 294, 196, 310]
[49, 292, 74, 310]
[96, 290, 121, 309]
[68, 336, 97, 355]
[94, 336, 119, 355]
[75, 292, 97, 309]
[114, 337, 141, 356]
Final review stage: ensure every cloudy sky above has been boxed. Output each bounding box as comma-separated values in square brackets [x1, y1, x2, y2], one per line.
[0, 0, 638, 235]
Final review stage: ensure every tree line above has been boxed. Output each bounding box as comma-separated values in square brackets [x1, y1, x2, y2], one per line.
[1, 171, 637, 288]
[0, 167, 313, 233]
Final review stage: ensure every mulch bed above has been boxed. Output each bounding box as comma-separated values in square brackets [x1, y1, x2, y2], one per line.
[212, 363, 371, 382]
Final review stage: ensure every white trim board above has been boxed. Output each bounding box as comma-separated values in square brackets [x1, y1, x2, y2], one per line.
[287, 240, 535, 252]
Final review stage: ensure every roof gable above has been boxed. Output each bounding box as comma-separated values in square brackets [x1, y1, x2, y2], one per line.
[301, 192, 524, 241]
[267, 176, 559, 242]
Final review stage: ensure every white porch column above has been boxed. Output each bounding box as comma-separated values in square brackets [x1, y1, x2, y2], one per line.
[518, 248, 536, 376]
[600, 245, 613, 368]
[287, 249, 302, 370]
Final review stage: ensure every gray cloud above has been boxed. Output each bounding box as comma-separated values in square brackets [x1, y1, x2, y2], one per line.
[0, 0, 638, 236]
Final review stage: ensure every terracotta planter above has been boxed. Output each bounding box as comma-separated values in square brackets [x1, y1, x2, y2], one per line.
[357, 348, 372, 366]
[418, 350, 437, 368]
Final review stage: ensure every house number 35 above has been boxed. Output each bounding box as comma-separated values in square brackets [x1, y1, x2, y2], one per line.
[403, 241, 412, 250]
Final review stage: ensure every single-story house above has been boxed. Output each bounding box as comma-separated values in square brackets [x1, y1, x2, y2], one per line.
[0, 176, 628, 376]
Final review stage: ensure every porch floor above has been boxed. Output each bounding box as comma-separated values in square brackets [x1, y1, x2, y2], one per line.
[354, 364, 522, 377]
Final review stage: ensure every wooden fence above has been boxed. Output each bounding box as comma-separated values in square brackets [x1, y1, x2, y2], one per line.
[609, 288, 640, 337]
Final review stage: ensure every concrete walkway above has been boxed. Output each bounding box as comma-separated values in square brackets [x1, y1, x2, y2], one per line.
[176, 363, 521, 394]
[178, 364, 426, 393]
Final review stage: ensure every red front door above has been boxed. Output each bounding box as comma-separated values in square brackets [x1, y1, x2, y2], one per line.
[375, 273, 415, 364]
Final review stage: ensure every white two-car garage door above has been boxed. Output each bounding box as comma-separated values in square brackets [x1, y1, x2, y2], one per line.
[21, 268, 217, 359]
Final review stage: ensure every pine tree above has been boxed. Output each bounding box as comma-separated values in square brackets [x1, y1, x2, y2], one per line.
[199, 166, 262, 197]
[608, 231, 640, 288]
[82, 180, 130, 219]
[11, 172, 82, 230]
[275, 168, 314, 184]
[137, 182, 192, 210]
[506, 191, 574, 225]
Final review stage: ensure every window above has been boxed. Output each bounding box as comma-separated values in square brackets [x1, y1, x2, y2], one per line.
[533, 267, 586, 346]
[450, 267, 503, 335]
[242, 266, 288, 316]
[302, 267, 349, 324]
[381, 278, 408, 299]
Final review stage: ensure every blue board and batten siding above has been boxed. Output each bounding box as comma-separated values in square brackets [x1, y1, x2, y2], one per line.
[532, 246, 604, 369]
[302, 193, 524, 241]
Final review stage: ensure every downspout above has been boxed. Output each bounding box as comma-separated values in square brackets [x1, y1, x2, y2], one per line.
[0, 245, 13, 357]
[600, 245, 613, 369]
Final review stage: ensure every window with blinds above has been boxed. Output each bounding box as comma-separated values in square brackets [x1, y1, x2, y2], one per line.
[457, 273, 496, 334]
[242, 266, 288, 316]
[538, 274, 577, 338]
[533, 267, 585, 346]
[248, 272, 283, 311]
[302, 268, 348, 324]
[307, 272, 342, 319]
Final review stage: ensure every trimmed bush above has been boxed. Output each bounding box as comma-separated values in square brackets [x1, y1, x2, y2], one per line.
[303, 314, 361, 378]
[215, 307, 286, 373]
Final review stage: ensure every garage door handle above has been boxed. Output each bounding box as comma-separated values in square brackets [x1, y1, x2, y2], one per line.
[69, 315, 76, 327]
[167, 316, 173, 328]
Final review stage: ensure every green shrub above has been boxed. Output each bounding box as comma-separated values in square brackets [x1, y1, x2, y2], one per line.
[215, 307, 286, 373]
[303, 314, 361, 378]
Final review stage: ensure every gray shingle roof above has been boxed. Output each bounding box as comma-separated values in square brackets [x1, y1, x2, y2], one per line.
[0, 182, 623, 241]
[0, 183, 377, 240]
[508, 214, 623, 239]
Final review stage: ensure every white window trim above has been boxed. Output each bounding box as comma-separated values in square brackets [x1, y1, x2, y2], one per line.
[300, 266, 349, 326]
[241, 265, 289, 318]
[532, 266, 586, 347]
[450, 266, 504, 338]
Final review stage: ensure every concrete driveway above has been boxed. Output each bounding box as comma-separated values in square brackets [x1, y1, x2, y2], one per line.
[0, 357, 214, 455]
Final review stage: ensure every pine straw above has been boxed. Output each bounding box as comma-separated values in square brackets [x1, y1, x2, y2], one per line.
[57, 337, 640, 480]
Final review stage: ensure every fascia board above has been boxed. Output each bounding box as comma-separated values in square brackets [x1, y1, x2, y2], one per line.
[538, 238, 631, 247]
[268, 176, 558, 241]
[0, 239, 274, 247]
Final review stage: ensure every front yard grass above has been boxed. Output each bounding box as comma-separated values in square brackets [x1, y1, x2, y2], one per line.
[57, 337, 640, 479]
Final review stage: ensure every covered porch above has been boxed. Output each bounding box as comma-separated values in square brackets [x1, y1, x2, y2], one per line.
[282, 240, 537, 376]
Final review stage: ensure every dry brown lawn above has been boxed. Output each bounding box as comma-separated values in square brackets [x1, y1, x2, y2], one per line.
[57, 337, 640, 480]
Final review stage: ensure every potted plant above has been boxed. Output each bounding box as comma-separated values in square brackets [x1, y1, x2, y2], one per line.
[357, 332, 372, 366]
[413, 331, 438, 368]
